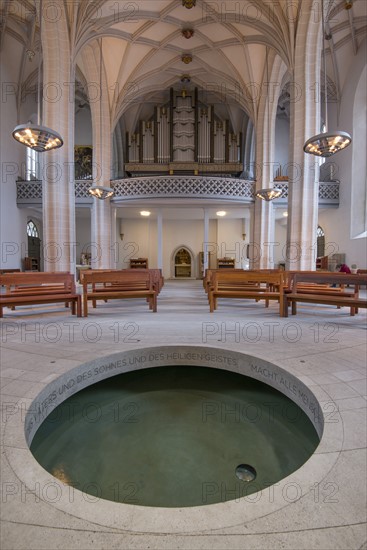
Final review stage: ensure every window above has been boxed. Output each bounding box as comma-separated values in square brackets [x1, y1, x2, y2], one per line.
[25, 148, 39, 180]
[27, 220, 39, 238]
[317, 225, 325, 257]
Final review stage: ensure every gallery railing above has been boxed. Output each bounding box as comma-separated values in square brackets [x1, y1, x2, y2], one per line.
[16, 177, 340, 207]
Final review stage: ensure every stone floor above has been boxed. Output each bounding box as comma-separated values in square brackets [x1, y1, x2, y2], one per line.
[1, 280, 366, 550]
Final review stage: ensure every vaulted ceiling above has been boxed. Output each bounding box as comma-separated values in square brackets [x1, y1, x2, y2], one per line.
[1, 0, 366, 128]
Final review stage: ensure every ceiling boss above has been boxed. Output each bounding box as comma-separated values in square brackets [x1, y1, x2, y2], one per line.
[182, 0, 196, 8]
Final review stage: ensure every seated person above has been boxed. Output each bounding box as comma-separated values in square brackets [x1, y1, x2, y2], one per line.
[337, 263, 351, 274]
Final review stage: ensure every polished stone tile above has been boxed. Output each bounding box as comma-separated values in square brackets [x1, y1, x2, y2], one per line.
[1, 280, 366, 550]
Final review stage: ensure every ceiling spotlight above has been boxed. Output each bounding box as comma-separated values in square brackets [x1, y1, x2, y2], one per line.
[282, 211, 288, 217]
[140, 211, 151, 217]
[255, 188, 282, 201]
[216, 211, 227, 217]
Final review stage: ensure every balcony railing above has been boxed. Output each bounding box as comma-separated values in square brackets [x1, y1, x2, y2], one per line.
[16, 177, 340, 207]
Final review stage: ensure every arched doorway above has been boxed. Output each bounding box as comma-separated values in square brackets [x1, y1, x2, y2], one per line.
[26, 219, 41, 271]
[171, 246, 195, 279]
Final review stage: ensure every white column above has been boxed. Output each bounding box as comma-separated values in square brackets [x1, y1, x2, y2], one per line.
[286, 4, 321, 270]
[83, 41, 113, 269]
[111, 207, 117, 268]
[203, 209, 209, 272]
[252, 52, 287, 269]
[157, 211, 163, 269]
[41, 0, 76, 273]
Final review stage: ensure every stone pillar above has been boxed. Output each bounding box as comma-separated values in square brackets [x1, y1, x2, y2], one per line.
[82, 41, 113, 269]
[157, 211, 163, 270]
[286, 3, 321, 270]
[252, 52, 285, 269]
[41, 0, 76, 273]
[203, 209, 209, 272]
[111, 207, 117, 268]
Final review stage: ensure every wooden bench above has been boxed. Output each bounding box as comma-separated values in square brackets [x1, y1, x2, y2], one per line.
[83, 268, 163, 309]
[208, 271, 286, 316]
[285, 271, 345, 304]
[0, 268, 21, 275]
[203, 268, 244, 293]
[85, 268, 164, 295]
[0, 272, 81, 318]
[81, 270, 158, 317]
[284, 272, 367, 317]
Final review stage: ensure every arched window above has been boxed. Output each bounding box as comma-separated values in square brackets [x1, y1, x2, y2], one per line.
[27, 220, 39, 238]
[317, 225, 325, 257]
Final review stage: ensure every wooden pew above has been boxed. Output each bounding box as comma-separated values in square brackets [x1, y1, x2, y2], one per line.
[203, 268, 244, 293]
[208, 271, 286, 316]
[357, 269, 367, 288]
[81, 270, 158, 317]
[284, 272, 367, 317]
[85, 268, 164, 295]
[83, 268, 163, 309]
[0, 269, 21, 275]
[0, 272, 81, 317]
[285, 270, 345, 301]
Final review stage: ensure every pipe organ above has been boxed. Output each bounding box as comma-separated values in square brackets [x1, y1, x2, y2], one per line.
[126, 88, 242, 174]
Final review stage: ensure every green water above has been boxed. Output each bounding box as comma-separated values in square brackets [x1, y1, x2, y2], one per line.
[30, 366, 319, 507]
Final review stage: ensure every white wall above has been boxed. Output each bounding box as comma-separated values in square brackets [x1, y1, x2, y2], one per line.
[114, 218, 157, 270]
[163, 219, 205, 278]
[216, 218, 246, 268]
[318, 39, 367, 268]
[75, 213, 92, 264]
[274, 219, 288, 266]
[107, 217, 251, 277]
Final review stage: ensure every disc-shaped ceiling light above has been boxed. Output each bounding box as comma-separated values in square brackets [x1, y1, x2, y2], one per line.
[12, 124, 63, 152]
[12, 1, 63, 153]
[304, 0, 351, 157]
[255, 188, 282, 201]
[303, 131, 351, 157]
[89, 186, 114, 200]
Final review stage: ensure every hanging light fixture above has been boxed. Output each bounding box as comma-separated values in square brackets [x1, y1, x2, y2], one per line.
[89, 186, 114, 199]
[89, 38, 114, 200]
[256, 188, 282, 201]
[256, 47, 282, 202]
[12, 0, 63, 152]
[304, 0, 351, 157]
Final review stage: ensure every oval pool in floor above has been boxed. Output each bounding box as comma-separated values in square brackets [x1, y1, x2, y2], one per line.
[30, 365, 319, 508]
